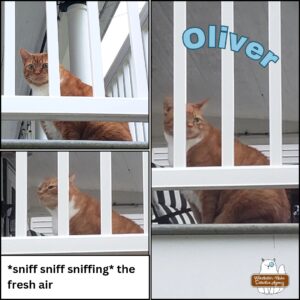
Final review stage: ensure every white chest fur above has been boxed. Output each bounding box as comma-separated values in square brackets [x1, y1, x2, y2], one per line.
[47, 197, 80, 235]
[164, 132, 202, 166]
[30, 83, 63, 140]
[30, 83, 49, 96]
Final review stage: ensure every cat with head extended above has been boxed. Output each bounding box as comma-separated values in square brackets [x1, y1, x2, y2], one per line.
[19, 48, 132, 141]
[163, 97, 290, 223]
[37, 174, 143, 234]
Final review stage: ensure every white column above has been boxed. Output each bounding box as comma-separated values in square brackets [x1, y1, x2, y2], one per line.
[86, 1, 105, 96]
[15, 152, 27, 237]
[46, 2, 61, 97]
[67, 3, 92, 85]
[100, 152, 112, 234]
[4, 1, 15, 95]
[57, 152, 69, 235]
[221, 1, 235, 166]
[268, 2, 282, 165]
[173, 2, 187, 167]
[142, 152, 148, 234]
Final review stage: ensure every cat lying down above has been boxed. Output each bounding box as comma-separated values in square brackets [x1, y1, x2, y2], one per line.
[37, 174, 143, 235]
[164, 97, 290, 223]
[19, 48, 132, 141]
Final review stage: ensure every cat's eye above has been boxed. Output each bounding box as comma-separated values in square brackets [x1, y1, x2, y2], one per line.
[27, 64, 34, 70]
[48, 185, 55, 190]
[42, 63, 48, 69]
[194, 117, 201, 123]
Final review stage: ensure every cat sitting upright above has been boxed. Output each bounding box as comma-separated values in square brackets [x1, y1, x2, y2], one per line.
[19, 48, 132, 141]
[164, 97, 290, 223]
[37, 174, 143, 235]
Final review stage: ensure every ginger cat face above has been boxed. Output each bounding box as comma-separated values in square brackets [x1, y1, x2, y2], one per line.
[164, 97, 209, 140]
[37, 174, 77, 210]
[20, 48, 48, 86]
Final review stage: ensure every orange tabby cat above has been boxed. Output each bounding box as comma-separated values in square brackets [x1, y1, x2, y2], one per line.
[20, 48, 132, 141]
[37, 174, 143, 234]
[164, 98, 290, 223]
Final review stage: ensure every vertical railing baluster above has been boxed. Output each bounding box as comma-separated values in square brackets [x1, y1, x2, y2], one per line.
[127, 2, 148, 143]
[15, 152, 27, 237]
[57, 152, 69, 235]
[173, 2, 187, 167]
[142, 29, 148, 74]
[100, 152, 112, 234]
[124, 61, 137, 141]
[86, 1, 105, 96]
[129, 55, 145, 142]
[221, 1, 235, 166]
[46, 2, 60, 97]
[142, 152, 148, 234]
[4, 1, 15, 96]
[118, 73, 125, 97]
[268, 2, 282, 165]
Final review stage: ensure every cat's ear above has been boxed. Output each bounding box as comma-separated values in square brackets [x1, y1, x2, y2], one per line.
[69, 174, 76, 184]
[273, 258, 276, 262]
[19, 48, 32, 64]
[164, 96, 173, 115]
[193, 98, 209, 111]
[262, 258, 265, 262]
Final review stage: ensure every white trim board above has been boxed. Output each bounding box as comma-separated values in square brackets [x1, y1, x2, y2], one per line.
[2, 96, 148, 122]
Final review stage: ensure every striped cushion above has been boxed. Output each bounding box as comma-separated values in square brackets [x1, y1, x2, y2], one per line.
[152, 163, 196, 224]
[27, 230, 45, 236]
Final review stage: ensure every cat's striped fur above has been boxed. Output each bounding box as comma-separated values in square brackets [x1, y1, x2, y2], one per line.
[20, 48, 132, 141]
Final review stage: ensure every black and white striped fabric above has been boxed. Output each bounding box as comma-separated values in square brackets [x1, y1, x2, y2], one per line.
[152, 163, 196, 224]
[27, 230, 45, 236]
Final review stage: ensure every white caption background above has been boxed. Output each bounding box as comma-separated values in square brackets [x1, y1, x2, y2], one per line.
[1, 256, 149, 299]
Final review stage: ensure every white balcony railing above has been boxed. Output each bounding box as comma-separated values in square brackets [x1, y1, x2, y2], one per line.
[2, 152, 148, 254]
[152, 1, 298, 191]
[2, 2, 148, 145]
